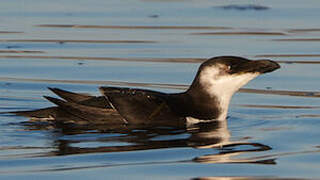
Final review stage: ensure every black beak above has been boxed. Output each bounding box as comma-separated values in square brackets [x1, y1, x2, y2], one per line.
[232, 59, 280, 74]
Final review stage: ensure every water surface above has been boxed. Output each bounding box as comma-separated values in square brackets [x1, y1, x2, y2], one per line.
[1, 0, 320, 179]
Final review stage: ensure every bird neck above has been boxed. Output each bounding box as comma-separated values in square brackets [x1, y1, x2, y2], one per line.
[186, 82, 228, 121]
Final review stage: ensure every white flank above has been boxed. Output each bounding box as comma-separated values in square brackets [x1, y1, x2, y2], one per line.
[186, 116, 214, 126]
[30, 116, 55, 122]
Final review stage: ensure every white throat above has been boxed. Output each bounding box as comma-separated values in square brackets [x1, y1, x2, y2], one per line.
[199, 66, 259, 120]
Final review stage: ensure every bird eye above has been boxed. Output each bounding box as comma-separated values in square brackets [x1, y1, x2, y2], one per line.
[225, 65, 233, 73]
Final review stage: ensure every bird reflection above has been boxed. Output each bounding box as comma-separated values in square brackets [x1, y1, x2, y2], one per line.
[23, 120, 273, 165]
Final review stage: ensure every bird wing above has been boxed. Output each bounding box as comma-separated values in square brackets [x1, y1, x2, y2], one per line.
[43, 96, 123, 124]
[48, 87, 92, 102]
[48, 88, 111, 109]
[99, 86, 184, 126]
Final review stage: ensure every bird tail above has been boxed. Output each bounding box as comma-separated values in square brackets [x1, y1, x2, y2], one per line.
[1, 87, 122, 125]
[1, 107, 58, 118]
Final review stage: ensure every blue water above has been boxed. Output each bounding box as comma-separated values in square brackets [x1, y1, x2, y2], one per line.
[1, 0, 320, 179]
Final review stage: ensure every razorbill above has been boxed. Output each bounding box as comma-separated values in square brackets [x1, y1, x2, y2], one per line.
[11, 56, 280, 127]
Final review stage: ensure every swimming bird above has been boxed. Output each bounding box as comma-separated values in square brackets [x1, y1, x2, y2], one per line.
[11, 56, 280, 127]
